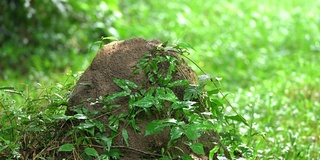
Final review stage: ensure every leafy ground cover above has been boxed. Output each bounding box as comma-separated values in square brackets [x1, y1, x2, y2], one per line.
[112, 0, 320, 159]
[1, 0, 319, 159]
[114, 0, 320, 159]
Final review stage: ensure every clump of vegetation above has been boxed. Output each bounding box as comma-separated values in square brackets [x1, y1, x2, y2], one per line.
[116, 1, 320, 159]
[0, 74, 77, 159]
[0, 0, 120, 80]
[0, 41, 252, 159]
[1, 0, 319, 159]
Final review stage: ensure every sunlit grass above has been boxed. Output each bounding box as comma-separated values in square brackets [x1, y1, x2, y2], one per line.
[115, 0, 320, 159]
[1, 0, 318, 159]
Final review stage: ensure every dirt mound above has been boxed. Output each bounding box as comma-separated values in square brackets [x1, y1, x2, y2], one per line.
[68, 38, 196, 110]
[67, 38, 211, 159]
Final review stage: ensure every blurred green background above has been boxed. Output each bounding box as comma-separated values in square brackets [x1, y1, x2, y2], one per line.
[1, 0, 319, 159]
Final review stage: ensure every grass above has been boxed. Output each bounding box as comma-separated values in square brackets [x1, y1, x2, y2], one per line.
[114, 0, 320, 159]
[1, 0, 319, 159]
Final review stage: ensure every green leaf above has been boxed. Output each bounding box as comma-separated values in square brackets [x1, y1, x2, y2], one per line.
[175, 42, 195, 51]
[132, 67, 143, 75]
[156, 87, 178, 102]
[159, 156, 172, 160]
[76, 122, 95, 130]
[185, 124, 201, 140]
[150, 60, 159, 73]
[132, 95, 155, 108]
[145, 87, 155, 96]
[108, 117, 119, 132]
[85, 147, 99, 157]
[107, 149, 121, 159]
[113, 78, 137, 90]
[162, 74, 173, 85]
[95, 134, 109, 146]
[113, 78, 128, 90]
[2, 88, 22, 95]
[164, 118, 177, 123]
[0, 145, 8, 152]
[53, 114, 72, 120]
[171, 101, 186, 109]
[132, 56, 150, 75]
[0, 86, 14, 90]
[180, 154, 193, 160]
[170, 127, 183, 141]
[225, 115, 249, 127]
[129, 119, 141, 131]
[101, 36, 119, 41]
[145, 120, 169, 136]
[124, 79, 138, 89]
[210, 98, 223, 107]
[106, 138, 113, 151]
[92, 119, 105, 132]
[85, 127, 95, 136]
[190, 143, 205, 155]
[141, 53, 151, 59]
[209, 146, 219, 160]
[200, 119, 217, 130]
[58, 144, 74, 152]
[161, 40, 169, 47]
[105, 90, 130, 103]
[207, 89, 220, 96]
[184, 85, 201, 100]
[222, 92, 230, 100]
[147, 72, 156, 83]
[122, 129, 129, 146]
[73, 113, 87, 120]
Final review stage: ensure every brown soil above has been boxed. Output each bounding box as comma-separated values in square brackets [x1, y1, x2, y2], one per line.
[66, 38, 215, 159]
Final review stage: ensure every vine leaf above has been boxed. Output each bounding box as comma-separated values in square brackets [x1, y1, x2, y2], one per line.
[85, 147, 99, 157]
[131, 95, 155, 108]
[185, 124, 201, 140]
[190, 143, 205, 155]
[225, 115, 249, 127]
[145, 120, 171, 136]
[58, 144, 74, 152]
[122, 129, 129, 146]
